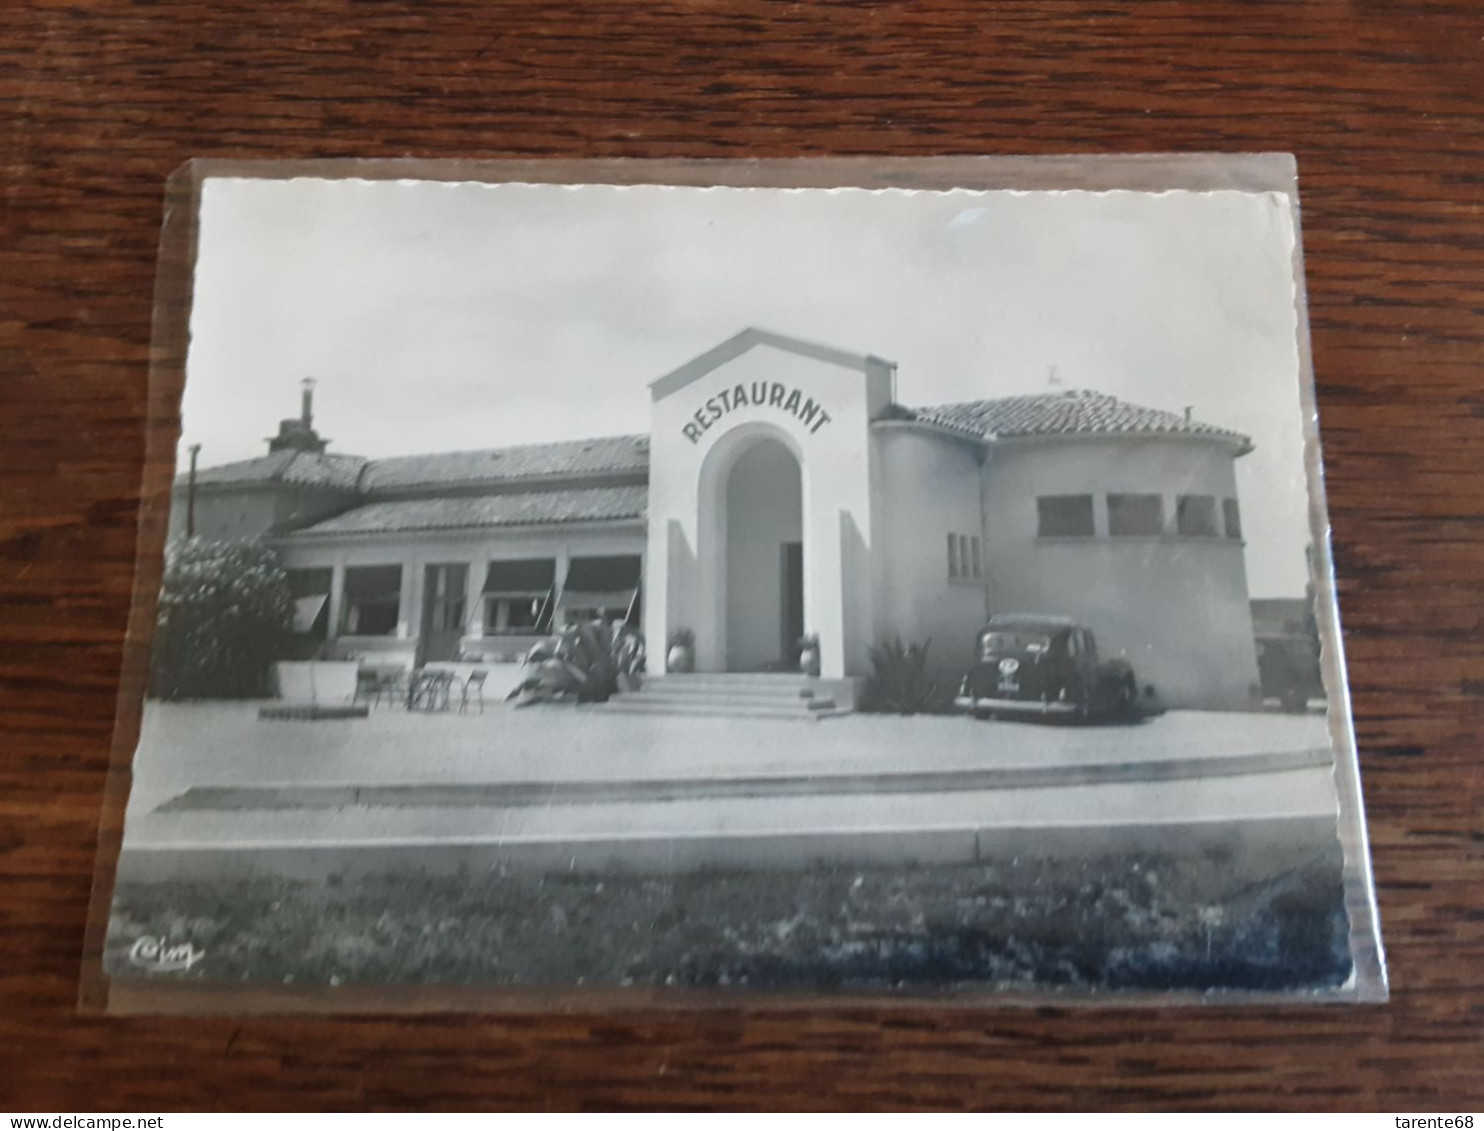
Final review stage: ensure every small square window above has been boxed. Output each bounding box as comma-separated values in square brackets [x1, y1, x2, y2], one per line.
[1177, 494, 1220, 537]
[1037, 495, 1095, 538]
[1107, 493, 1164, 537]
[949, 533, 984, 581]
[1223, 498, 1243, 540]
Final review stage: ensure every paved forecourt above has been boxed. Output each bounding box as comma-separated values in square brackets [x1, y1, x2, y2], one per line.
[117, 697, 1343, 880]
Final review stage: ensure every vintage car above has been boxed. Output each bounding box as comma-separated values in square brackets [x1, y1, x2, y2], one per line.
[1256, 631, 1324, 713]
[954, 613, 1144, 721]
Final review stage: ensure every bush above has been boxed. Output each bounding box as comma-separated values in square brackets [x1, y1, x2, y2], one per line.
[150, 540, 294, 700]
[862, 637, 949, 715]
[508, 620, 646, 706]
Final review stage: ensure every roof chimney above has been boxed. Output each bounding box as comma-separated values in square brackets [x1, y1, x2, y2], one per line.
[266, 378, 330, 455]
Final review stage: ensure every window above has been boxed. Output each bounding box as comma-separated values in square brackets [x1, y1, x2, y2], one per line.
[483, 558, 556, 636]
[947, 533, 983, 580]
[1107, 493, 1164, 537]
[285, 567, 333, 599]
[487, 594, 551, 635]
[1176, 494, 1220, 537]
[565, 605, 638, 627]
[1223, 498, 1243, 540]
[1037, 495, 1094, 538]
[342, 565, 402, 636]
[285, 568, 332, 636]
[980, 630, 1050, 660]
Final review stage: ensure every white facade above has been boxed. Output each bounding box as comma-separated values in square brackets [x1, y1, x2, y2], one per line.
[644, 329, 894, 681]
[176, 327, 1263, 709]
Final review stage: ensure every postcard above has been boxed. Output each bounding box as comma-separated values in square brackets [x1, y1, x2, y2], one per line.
[87, 157, 1386, 1011]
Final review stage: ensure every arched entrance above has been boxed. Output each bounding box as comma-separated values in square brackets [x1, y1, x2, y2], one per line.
[723, 437, 804, 671]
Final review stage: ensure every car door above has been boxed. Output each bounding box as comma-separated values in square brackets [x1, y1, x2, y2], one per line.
[1077, 629, 1101, 706]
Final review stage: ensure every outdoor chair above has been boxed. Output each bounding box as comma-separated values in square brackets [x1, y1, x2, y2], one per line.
[353, 668, 386, 709]
[460, 669, 488, 714]
[383, 668, 409, 707]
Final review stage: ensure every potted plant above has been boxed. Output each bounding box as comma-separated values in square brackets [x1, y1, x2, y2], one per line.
[666, 628, 695, 673]
[798, 632, 821, 677]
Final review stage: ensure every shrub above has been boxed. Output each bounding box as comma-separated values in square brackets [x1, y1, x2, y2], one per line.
[508, 620, 646, 706]
[863, 637, 948, 715]
[150, 539, 294, 700]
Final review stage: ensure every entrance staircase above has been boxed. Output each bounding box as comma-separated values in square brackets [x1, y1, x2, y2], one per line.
[597, 672, 854, 720]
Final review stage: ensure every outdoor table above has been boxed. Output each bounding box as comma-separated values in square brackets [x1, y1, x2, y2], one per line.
[405, 669, 455, 712]
[353, 664, 406, 709]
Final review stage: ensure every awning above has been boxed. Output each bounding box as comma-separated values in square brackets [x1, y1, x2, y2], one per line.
[343, 565, 403, 601]
[557, 555, 641, 612]
[292, 594, 328, 633]
[285, 568, 333, 599]
[483, 558, 555, 598]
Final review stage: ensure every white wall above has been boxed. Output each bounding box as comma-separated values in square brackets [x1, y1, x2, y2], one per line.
[168, 486, 278, 542]
[980, 435, 1261, 709]
[725, 439, 803, 670]
[647, 339, 892, 677]
[168, 484, 355, 542]
[872, 425, 988, 679]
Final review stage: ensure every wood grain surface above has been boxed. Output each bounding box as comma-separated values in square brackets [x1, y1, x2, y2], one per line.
[3, 0, 1481, 1112]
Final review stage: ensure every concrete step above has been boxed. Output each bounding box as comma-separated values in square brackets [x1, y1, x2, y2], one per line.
[643, 675, 818, 690]
[625, 688, 830, 706]
[616, 693, 838, 712]
[632, 683, 821, 701]
[155, 745, 1336, 814]
[597, 698, 848, 721]
[602, 672, 853, 719]
[644, 671, 818, 679]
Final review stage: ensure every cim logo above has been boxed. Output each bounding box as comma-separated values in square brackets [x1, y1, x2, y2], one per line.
[681, 381, 834, 444]
[127, 934, 206, 974]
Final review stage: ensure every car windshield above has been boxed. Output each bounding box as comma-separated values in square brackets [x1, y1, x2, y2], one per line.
[981, 631, 1051, 655]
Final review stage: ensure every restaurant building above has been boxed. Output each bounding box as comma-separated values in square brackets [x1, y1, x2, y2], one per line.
[170, 328, 1263, 708]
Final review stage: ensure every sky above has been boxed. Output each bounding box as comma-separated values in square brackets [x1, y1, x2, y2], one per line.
[184, 177, 1316, 597]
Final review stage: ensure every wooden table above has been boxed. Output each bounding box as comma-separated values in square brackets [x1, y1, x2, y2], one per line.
[3, 0, 1480, 1111]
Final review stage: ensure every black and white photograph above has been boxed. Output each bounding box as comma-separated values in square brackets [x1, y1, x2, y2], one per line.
[99, 160, 1384, 1007]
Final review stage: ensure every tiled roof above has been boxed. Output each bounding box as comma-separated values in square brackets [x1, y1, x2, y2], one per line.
[361, 434, 650, 494]
[283, 485, 648, 537]
[908, 391, 1252, 452]
[188, 450, 368, 492]
[188, 389, 1245, 513]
